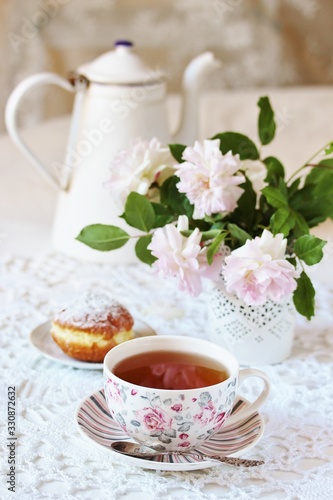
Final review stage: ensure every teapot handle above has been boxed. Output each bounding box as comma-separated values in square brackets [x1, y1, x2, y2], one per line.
[5, 72, 75, 190]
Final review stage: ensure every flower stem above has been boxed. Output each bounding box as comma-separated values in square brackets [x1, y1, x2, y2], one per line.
[287, 141, 332, 183]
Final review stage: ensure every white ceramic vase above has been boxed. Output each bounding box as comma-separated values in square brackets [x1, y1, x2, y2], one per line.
[207, 283, 296, 365]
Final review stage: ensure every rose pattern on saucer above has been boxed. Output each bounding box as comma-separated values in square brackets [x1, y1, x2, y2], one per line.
[104, 375, 238, 450]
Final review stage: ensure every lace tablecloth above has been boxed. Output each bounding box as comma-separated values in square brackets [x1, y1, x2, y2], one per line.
[2, 87, 333, 498]
[1, 252, 333, 500]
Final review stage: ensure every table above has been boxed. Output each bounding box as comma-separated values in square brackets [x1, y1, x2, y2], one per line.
[1, 88, 333, 499]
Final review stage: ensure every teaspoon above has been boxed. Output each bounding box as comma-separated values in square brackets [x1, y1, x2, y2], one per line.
[111, 441, 264, 467]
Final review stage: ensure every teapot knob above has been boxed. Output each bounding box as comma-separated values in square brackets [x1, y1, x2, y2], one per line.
[114, 40, 134, 48]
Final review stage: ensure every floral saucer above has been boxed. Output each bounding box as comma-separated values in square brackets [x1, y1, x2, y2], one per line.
[75, 389, 265, 471]
[29, 319, 156, 370]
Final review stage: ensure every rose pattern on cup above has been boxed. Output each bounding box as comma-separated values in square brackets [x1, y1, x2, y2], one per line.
[104, 375, 237, 450]
[105, 378, 124, 404]
[134, 405, 176, 445]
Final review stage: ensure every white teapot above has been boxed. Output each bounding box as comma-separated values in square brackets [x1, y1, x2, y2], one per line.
[5, 40, 220, 263]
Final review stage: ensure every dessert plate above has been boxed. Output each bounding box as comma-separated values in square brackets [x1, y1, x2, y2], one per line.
[75, 389, 265, 471]
[29, 319, 156, 370]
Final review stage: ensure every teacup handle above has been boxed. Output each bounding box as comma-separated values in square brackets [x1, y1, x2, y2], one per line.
[224, 368, 270, 427]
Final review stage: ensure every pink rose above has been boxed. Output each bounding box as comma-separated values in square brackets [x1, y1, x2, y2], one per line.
[105, 379, 122, 405]
[213, 412, 226, 430]
[193, 401, 217, 427]
[179, 433, 189, 440]
[176, 139, 245, 219]
[223, 229, 299, 305]
[148, 215, 223, 297]
[135, 406, 173, 432]
[178, 441, 191, 448]
[105, 137, 175, 210]
[171, 404, 183, 412]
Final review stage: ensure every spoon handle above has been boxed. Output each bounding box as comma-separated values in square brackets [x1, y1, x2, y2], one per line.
[189, 454, 264, 467]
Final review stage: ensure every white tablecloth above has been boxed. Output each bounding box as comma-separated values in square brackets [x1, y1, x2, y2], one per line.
[1, 88, 333, 499]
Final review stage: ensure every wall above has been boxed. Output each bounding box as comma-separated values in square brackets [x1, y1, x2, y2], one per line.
[1, 0, 333, 132]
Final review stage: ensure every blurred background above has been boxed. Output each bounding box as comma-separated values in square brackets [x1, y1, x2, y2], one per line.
[1, 0, 333, 133]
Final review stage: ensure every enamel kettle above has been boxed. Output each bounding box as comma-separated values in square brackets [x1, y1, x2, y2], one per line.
[5, 40, 220, 263]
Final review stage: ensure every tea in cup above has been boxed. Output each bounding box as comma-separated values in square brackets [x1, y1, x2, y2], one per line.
[103, 335, 270, 451]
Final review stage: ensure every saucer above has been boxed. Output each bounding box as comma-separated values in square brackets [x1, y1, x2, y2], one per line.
[75, 389, 265, 471]
[29, 319, 156, 370]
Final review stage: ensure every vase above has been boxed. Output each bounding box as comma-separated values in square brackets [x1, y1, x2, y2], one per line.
[207, 283, 296, 365]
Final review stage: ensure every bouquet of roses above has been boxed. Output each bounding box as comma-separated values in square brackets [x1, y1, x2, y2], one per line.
[77, 97, 333, 320]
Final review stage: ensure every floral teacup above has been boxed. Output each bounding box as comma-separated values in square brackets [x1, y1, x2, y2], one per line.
[103, 335, 270, 452]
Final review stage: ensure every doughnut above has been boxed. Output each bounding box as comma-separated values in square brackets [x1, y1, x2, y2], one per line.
[51, 292, 134, 362]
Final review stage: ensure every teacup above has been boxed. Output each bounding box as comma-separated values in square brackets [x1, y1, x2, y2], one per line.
[103, 335, 270, 451]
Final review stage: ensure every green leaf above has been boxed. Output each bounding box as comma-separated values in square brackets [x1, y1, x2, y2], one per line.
[287, 256, 297, 267]
[278, 177, 288, 198]
[212, 132, 259, 160]
[179, 229, 192, 238]
[288, 178, 301, 197]
[206, 232, 227, 265]
[169, 143, 186, 163]
[200, 229, 225, 242]
[289, 158, 333, 222]
[262, 186, 288, 208]
[151, 202, 174, 228]
[305, 160, 333, 188]
[135, 235, 157, 265]
[263, 156, 285, 184]
[227, 223, 251, 245]
[231, 178, 257, 230]
[257, 96, 276, 145]
[293, 271, 315, 320]
[124, 193, 155, 232]
[324, 142, 333, 155]
[293, 211, 310, 236]
[289, 184, 332, 226]
[180, 228, 221, 242]
[304, 160, 333, 203]
[294, 234, 326, 265]
[211, 221, 227, 230]
[270, 208, 295, 236]
[319, 158, 333, 168]
[160, 176, 194, 218]
[204, 213, 224, 224]
[76, 224, 129, 251]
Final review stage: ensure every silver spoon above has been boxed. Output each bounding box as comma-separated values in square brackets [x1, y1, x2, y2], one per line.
[111, 441, 264, 467]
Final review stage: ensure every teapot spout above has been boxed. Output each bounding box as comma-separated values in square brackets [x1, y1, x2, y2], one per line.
[172, 52, 220, 145]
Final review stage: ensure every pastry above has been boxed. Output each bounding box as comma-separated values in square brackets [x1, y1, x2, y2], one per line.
[51, 292, 134, 362]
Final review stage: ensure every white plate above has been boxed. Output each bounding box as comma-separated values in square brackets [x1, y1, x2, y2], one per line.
[29, 319, 156, 370]
[75, 389, 265, 471]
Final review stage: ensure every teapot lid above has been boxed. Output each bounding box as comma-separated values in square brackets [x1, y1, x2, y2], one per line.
[77, 40, 165, 85]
